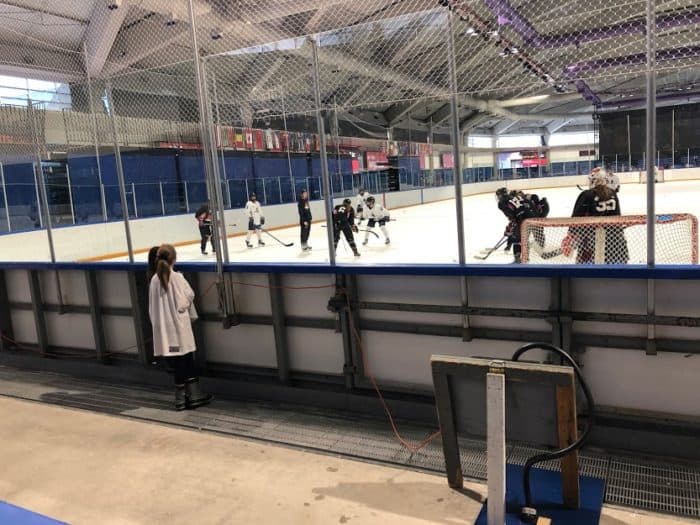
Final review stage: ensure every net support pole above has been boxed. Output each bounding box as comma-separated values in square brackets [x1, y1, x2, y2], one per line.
[187, 0, 238, 325]
[104, 82, 134, 263]
[281, 92, 294, 201]
[486, 366, 506, 525]
[446, 11, 466, 265]
[646, 0, 657, 355]
[446, 12, 471, 339]
[310, 36, 337, 266]
[211, 71, 231, 209]
[83, 42, 107, 222]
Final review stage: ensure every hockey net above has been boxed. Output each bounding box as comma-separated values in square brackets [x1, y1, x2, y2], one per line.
[638, 166, 664, 184]
[521, 214, 698, 264]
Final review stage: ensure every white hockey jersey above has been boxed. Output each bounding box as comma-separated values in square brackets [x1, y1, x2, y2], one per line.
[363, 203, 389, 221]
[356, 192, 373, 210]
[245, 200, 263, 225]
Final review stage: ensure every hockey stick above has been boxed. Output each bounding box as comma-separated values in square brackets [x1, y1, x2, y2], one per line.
[261, 228, 294, 247]
[321, 224, 379, 238]
[577, 184, 585, 191]
[473, 236, 508, 260]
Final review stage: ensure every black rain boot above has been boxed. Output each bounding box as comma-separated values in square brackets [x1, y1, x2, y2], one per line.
[175, 385, 187, 411]
[185, 378, 212, 409]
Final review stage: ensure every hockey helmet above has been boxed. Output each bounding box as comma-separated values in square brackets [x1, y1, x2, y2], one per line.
[249, 192, 257, 200]
[359, 187, 366, 195]
[588, 167, 607, 188]
[343, 198, 352, 206]
[495, 187, 508, 200]
[366, 196, 376, 206]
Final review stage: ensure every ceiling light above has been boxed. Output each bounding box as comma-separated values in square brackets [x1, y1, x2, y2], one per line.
[466, 27, 475, 34]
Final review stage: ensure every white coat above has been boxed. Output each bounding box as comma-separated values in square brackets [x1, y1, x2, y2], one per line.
[148, 270, 197, 357]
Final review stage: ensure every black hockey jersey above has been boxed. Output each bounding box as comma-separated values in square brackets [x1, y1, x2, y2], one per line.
[572, 189, 620, 217]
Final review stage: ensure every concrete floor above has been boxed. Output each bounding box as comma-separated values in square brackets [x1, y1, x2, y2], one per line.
[0, 396, 696, 525]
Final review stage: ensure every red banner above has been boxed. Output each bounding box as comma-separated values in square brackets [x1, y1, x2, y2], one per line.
[365, 151, 388, 171]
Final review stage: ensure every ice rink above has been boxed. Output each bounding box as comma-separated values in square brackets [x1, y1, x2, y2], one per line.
[102, 179, 700, 265]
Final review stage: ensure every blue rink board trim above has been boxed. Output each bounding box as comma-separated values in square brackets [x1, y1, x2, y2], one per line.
[475, 465, 605, 525]
[0, 502, 68, 525]
[1, 260, 700, 279]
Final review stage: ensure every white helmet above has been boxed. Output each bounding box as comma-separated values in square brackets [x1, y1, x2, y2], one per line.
[588, 167, 608, 189]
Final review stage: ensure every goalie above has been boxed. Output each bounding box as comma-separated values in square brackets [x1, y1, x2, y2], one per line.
[561, 169, 628, 264]
[496, 188, 549, 263]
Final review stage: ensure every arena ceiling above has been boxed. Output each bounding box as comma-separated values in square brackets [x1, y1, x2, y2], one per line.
[0, 0, 699, 139]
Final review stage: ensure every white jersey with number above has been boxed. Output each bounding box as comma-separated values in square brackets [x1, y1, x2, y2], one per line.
[363, 203, 389, 221]
[245, 201, 263, 225]
[356, 192, 372, 210]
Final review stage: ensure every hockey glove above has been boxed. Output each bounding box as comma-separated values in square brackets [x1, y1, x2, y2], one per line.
[352, 225, 359, 233]
[561, 233, 577, 258]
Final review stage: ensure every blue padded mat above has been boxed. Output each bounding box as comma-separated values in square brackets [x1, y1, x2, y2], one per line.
[475, 464, 605, 525]
[0, 502, 68, 525]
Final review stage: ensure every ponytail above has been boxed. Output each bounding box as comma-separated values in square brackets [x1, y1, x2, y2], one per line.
[155, 244, 176, 291]
[156, 259, 171, 290]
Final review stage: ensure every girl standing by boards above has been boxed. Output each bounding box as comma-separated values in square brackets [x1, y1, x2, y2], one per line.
[148, 244, 212, 410]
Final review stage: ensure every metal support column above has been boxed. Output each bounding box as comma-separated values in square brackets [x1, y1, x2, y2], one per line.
[268, 273, 291, 385]
[0, 162, 10, 232]
[83, 42, 107, 222]
[85, 270, 107, 362]
[281, 92, 294, 201]
[627, 114, 632, 168]
[0, 270, 14, 352]
[446, 12, 466, 265]
[646, 0, 657, 356]
[66, 165, 75, 224]
[337, 274, 356, 389]
[211, 71, 230, 208]
[486, 368, 506, 525]
[131, 182, 138, 217]
[184, 272, 207, 371]
[671, 109, 675, 168]
[127, 270, 152, 365]
[187, 0, 238, 327]
[105, 81, 135, 262]
[310, 36, 337, 265]
[27, 270, 48, 355]
[28, 101, 64, 310]
[159, 182, 165, 216]
[184, 181, 190, 212]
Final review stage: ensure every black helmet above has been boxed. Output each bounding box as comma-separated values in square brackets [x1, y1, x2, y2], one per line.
[249, 193, 257, 200]
[366, 196, 376, 205]
[359, 188, 366, 194]
[495, 187, 508, 200]
[343, 198, 352, 206]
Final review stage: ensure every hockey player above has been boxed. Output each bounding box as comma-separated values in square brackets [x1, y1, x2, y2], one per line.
[361, 196, 390, 245]
[333, 198, 360, 257]
[355, 188, 372, 225]
[245, 193, 265, 248]
[562, 169, 628, 264]
[496, 187, 547, 263]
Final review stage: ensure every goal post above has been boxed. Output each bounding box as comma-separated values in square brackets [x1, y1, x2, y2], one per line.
[521, 214, 698, 264]
[638, 166, 664, 184]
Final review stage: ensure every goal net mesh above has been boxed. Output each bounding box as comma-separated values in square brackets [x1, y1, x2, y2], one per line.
[521, 214, 698, 264]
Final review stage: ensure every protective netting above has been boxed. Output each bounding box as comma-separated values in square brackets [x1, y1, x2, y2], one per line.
[0, 0, 698, 262]
[521, 214, 699, 264]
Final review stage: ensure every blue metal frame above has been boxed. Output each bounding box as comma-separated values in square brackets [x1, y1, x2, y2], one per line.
[0, 260, 699, 279]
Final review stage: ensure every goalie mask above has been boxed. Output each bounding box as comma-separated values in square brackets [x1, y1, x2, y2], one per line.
[588, 167, 608, 189]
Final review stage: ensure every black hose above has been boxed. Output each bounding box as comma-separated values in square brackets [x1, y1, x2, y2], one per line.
[511, 342, 596, 509]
